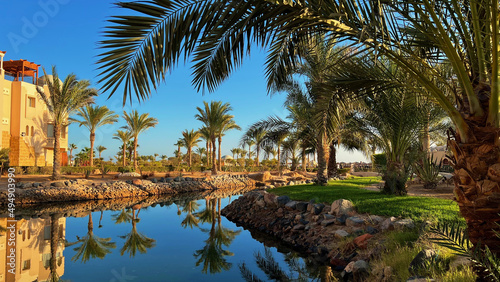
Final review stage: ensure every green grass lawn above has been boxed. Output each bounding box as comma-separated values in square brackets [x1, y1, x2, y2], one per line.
[270, 177, 462, 223]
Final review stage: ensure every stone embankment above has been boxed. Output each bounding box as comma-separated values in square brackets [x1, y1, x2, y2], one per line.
[222, 190, 416, 280]
[0, 174, 255, 205]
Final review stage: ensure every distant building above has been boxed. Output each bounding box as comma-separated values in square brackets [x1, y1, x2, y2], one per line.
[0, 51, 68, 166]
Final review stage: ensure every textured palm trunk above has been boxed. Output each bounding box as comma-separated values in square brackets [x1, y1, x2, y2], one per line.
[90, 132, 95, 168]
[449, 123, 500, 255]
[248, 144, 252, 165]
[421, 117, 430, 154]
[316, 130, 329, 184]
[122, 142, 127, 166]
[188, 147, 192, 167]
[133, 137, 138, 172]
[383, 160, 407, 195]
[206, 141, 210, 166]
[211, 137, 217, 175]
[49, 214, 60, 280]
[255, 146, 260, 167]
[218, 136, 222, 171]
[327, 142, 338, 178]
[52, 124, 62, 180]
[277, 145, 281, 173]
[302, 148, 307, 171]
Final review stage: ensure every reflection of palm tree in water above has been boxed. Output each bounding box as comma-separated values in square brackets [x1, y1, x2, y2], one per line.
[68, 212, 116, 263]
[119, 209, 156, 257]
[48, 213, 62, 282]
[181, 200, 200, 229]
[239, 247, 335, 282]
[194, 198, 241, 274]
[112, 208, 132, 224]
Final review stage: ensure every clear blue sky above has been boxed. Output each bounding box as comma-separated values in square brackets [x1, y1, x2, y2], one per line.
[2, 0, 367, 163]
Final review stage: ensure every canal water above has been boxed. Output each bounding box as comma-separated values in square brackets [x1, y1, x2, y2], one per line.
[1, 191, 329, 281]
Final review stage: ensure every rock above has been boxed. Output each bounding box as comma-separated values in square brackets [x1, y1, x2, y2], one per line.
[366, 226, 379, 235]
[409, 249, 437, 276]
[321, 219, 336, 227]
[263, 193, 277, 206]
[151, 178, 158, 183]
[336, 215, 347, 225]
[395, 218, 415, 230]
[346, 216, 364, 227]
[353, 233, 373, 249]
[285, 201, 298, 210]
[330, 199, 355, 216]
[334, 229, 350, 238]
[248, 171, 272, 182]
[313, 203, 325, 215]
[287, 181, 295, 186]
[293, 224, 305, 231]
[323, 214, 335, 220]
[369, 215, 385, 224]
[296, 202, 308, 212]
[353, 260, 369, 274]
[276, 195, 291, 206]
[132, 179, 143, 186]
[50, 182, 66, 188]
[380, 216, 397, 231]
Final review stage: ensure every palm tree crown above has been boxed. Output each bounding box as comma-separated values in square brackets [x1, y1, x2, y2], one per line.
[181, 129, 201, 166]
[122, 110, 158, 171]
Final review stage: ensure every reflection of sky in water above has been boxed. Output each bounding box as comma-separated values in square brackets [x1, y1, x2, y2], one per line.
[61, 196, 315, 282]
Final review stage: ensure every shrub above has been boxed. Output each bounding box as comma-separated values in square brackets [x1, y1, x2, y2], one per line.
[39, 166, 52, 175]
[415, 155, 442, 189]
[118, 166, 134, 173]
[338, 168, 351, 175]
[25, 166, 39, 174]
[9, 166, 24, 175]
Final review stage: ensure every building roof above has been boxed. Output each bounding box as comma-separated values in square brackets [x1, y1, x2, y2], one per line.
[3, 59, 40, 83]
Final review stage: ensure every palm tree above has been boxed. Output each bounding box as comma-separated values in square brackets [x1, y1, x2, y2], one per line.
[217, 118, 240, 170]
[180, 200, 201, 229]
[96, 145, 107, 159]
[68, 143, 77, 166]
[113, 130, 132, 167]
[97, 0, 500, 255]
[71, 105, 118, 168]
[199, 127, 212, 167]
[241, 127, 266, 167]
[181, 129, 201, 167]
[195, 101, 234, 175]
[174, 139, 183, 163]
[122, 110, 158, 171]
[195, 147, 207, 165]
[36, 66, 96, 179]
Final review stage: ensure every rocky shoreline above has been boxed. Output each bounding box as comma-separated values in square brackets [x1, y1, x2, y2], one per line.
[222, 190, 416, 280]
[1, 174, 256, 205]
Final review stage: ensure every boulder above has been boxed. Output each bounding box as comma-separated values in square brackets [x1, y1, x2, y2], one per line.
[409, 249, 437, 276]
[353, 233, 373, 249]
[248, 171, 272, 182]
[263, 193, 277, 206]
[380, 216, 397, 231]
[346, 216, 364, 227]
[330, 199, 355, 216]
[276, 195, 291, 206]
[285, 201, 298, 210]
[321, 219, 336, 227]
[296, 202, 308, 212]
[312, 203, 325, 215]
[132, 179, 143, 186]
[395, 218, 415, 230]
[334, 229, 350, 238]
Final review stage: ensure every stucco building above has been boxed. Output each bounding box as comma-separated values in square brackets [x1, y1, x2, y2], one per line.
[0, 51, 68, 167]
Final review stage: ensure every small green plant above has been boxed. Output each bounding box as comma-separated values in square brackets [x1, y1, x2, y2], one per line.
[430, 221, 500, 281]
[39, 166, 52, 175]
[26, 166, 39, 174]
[415, 154, 443, 189]
[84, 169, 92, 179]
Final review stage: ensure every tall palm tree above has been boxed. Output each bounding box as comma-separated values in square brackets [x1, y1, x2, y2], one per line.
[174, 139, 183, 163]
[217, 119, 240, 170]
[230, 148, 239, 160]
[195, 147, 207, 165]
[122, 110, 158, 171]
[71, 105, 118, 167]
[36, 66, 96, 179]
[181, 129, 201, 167]
[195, 101, 233, 175]
[97, 0, 500, 255]
[96, 145, 107, 159]
[68, 143, 77, 166]
[181, 200, 201, 229]
[199, 127, 212, 167]
[113, 130, 132, 167]
[241, 127, 266, 167]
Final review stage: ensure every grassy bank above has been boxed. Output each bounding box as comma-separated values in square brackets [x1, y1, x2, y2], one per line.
[270, 177, 462, 223]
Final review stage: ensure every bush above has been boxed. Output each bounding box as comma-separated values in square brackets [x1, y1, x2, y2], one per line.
[39, 166, 52, 175]
[118, 166, 135, 173]
[9, 166, 24, 175]
[415, 155, 442, 189]
[25, 166, 39, 174]
[338, 168, 351, 175]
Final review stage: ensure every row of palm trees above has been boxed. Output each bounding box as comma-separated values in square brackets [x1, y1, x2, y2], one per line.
[35, 66, 158, 179]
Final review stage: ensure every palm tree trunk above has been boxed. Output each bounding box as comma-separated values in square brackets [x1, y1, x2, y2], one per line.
[53, 124, 62, 180]
[218, 136, 222, 171]
[211, 137, 217, 175]
[90, 132, 95, 168]
[421, 111, 431, 154]
[316, 130, 329, 184]
[122, 142, 127, 166]
[302, 148, 307, 172]
[449, 124, 500, 255]
[256, 146, 260, 167]
[133, 137, 138, 172]
[327, 142, 338, 178]
[188, 147, 192, 167]
[206, 141, 210, 166]
[277, 145, 281, 172]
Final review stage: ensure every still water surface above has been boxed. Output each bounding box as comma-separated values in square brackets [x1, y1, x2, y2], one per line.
[2, 192, 326, 281]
